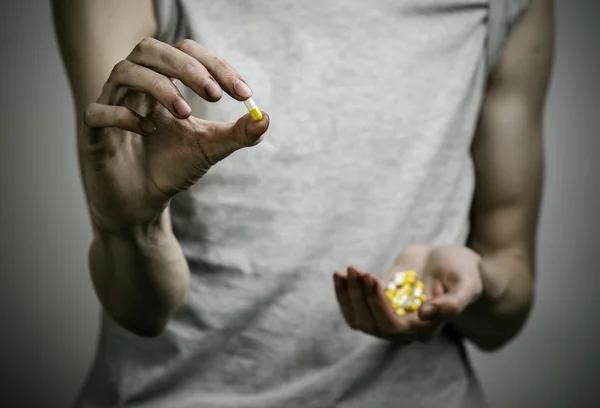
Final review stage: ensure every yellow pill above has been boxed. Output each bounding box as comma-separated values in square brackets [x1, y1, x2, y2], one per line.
[403, 275, 417, 285]
[385, 290, 396, 302]
[418, 294, 427, 302]
[243, 97, 263, 121]
[392, 272, 405, 285]
[399, 283, 413, 295]
[413, 281, 425, 297]
[393, 306, 406, 316]
[407, 303, 419, 312]
[407, 299, 423, 312]
[394, 294, 411, 309]
[405, 271, 417, 279]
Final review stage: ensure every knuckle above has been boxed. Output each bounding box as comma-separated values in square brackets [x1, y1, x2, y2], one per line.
[113, 107, 129, 124]
[176, 38, 197, 53]
[180, 60, 200, 80]
[135, 37, 158, 53]
[151, 76, 174, 95]
[211, 56, 230, 75]
[83, 105, 94, 126]
[110, 60, 129, 80]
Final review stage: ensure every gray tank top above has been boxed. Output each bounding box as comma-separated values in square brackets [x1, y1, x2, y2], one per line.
[75, 1, 529, 407]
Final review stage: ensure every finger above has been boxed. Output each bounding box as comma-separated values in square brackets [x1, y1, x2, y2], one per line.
[419, 302, 441, 321]
[194, 113, 270, 166]
[99, 59, 191, 119]
[173, 39, 254, 101]
[419, 276, 442, 321]
[333, 272, 354, 327]
[83, 103, 156, 136]
[363, 273, 401, 334]
[347, 266, 377, 333]
[211, 112, 270, 147]
[427, 297, 464, 320]
[424, 283, 474, 320]
[127, 37, 224, 102]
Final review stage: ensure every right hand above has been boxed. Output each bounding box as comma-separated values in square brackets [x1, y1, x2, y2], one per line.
[81, 38, 270, 233]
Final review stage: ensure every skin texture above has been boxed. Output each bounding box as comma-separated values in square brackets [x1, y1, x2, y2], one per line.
[333, 0, 554, 351]
[52, 0, 269, 337]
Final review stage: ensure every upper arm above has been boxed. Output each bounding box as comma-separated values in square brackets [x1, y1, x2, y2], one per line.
[51, 0, 158, 115]
[468, 0, 554, 266]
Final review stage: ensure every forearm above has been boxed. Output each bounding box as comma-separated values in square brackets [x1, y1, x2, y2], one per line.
[451, 249, 534, 351]
[89, 209, 190, 337]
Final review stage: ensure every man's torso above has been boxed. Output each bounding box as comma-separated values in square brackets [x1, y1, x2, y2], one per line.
[75, 1, 527, 407]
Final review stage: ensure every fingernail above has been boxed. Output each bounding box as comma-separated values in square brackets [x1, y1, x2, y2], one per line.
[233, 78, 252, 99]
[173, 98, 192, 117]
[139, 119, 156, 135]
[204, 78, 222, 100]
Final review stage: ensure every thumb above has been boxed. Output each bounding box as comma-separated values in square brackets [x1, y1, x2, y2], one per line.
[201, 112, 270, 164]
[421, 286, 472, 321]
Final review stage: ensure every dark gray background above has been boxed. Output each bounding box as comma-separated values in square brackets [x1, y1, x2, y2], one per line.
[1, 1, 598, 407]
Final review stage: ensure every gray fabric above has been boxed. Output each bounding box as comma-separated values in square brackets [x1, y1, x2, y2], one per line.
[487, 0, 530, 73]
[75, 1, 529, 407]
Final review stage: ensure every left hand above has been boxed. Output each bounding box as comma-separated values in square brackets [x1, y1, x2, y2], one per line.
[333, 245, 484, 343]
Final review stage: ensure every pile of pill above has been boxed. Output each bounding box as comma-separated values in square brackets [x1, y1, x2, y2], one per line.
[384, 271, 427, 316]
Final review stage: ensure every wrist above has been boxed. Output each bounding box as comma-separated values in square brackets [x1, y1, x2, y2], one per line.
[453, 251, 533, 335]
[93, 206, 172, 245]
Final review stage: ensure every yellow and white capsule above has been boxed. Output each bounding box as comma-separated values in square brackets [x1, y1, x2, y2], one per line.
[403, 271, 417, 284]
[407, 300, 422, 312]
[391, 273, 404, 286]
[413, 281, 425, 297]
[399, 283, 413, 294]
[392, 303, 406, 316]
[385, 288, 396, 302]
[243, 97, 263, 121]
[393, 294, 411, 309]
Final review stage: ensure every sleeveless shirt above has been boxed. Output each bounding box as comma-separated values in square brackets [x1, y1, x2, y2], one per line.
[75, 1, 529, 407]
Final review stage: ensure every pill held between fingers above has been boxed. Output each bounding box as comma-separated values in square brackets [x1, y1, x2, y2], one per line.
[243, 97, 263, 121]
